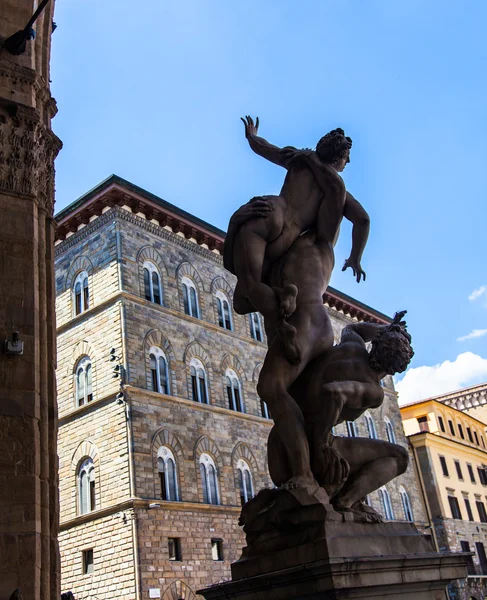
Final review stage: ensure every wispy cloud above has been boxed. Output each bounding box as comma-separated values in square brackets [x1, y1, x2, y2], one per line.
[457, 329, 487, 342]
[395, 352, 487, 405]
[469, 285, 487, 301]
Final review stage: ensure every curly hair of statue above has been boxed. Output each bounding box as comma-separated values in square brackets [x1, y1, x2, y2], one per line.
[316, 128, 353, 165]
[369, 325, 414, 375]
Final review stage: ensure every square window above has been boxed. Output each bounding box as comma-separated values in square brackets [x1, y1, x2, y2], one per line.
[168, 537, 182, 561]
[82, 549, 93, 575]
[211, 538, 223, 561]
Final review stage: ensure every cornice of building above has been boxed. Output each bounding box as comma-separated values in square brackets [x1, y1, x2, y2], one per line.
[60, 497, 241, 531]
[400, 397, 487, 428]
[407, 430, 487, 459]
[54, 176, 391, 324]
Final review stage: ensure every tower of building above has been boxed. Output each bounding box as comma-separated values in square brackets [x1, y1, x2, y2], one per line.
[55, 175, 426, 599]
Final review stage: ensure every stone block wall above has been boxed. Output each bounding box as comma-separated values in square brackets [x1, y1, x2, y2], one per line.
[59, 510, 136, 599]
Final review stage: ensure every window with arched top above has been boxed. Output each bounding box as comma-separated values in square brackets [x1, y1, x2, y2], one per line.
[237, 459, 254, 505]
[364, 412, 378, 439]
[261, 399, 271, 419]
[379, 487, 394, 520]
[150, 347, 171, 395]
[249, 313, 263, 342]
[384, 418, 397, 444]
[78, 458, 95, 515]
[75, 356, 93, 407]
[400, 486, 413, 521]
[182, 277, 200, 318]
[216, 291, 233, 331]
[190, 359, 209, 404]
[346, 421, 357, 437]
[225, 369, 244, 413]
[157, 446, 179, 501]
[73, 271, 89, 315]
[199, 453, 220, 505]
[143, 261, 163, 305]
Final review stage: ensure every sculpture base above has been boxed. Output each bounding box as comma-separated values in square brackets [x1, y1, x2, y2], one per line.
[197, 522, 468, 600]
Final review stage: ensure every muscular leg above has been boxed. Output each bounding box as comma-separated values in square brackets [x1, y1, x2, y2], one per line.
[331, 437, 409, 511]
[257, 305, 333, 490]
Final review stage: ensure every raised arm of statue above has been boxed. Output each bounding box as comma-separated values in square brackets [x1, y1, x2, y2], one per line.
[241, 116, 294, 168]
[342, 192, 370, 283]
[340, 311, 407, 345]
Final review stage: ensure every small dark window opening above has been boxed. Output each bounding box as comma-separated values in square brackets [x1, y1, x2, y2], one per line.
[83, 549, 93, 574]
[468, 464, 476, 483]
[417, 416, 429, 432]
[439, 456, 449, 477]
[448, 496, 462, 519]
[465, 499, 474, 522]
[477, 501, 487, 523]
[455, 460, 464, 480]
[168, 538, 182, 561]
[461, 541, 476, 574]
[474, 431, 480, 445]
[478, 467, 487, 486]
[448, 420, 455, 436]
[438, 416, 445, 432]
[211, 538, 223, 561]
[458, 424, 465, 439]
[467, 427, 474, 443]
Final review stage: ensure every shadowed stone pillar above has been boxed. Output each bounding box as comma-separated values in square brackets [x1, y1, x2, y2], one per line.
[0, 2, 62, 599]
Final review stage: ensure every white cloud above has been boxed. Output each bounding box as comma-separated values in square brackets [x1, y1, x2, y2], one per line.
[395, 352, 487, 406]
[457, 329, 487, 342]
[469, 285, 487, 301]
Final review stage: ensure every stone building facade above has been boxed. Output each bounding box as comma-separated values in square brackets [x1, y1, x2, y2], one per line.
[401, 397, 487, 600]
[55, 175, 427, 600]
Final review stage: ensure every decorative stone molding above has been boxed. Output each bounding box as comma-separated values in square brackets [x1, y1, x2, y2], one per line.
[231, 442, 259, 474]
[143, 329, 178, 395]
[0, 99, 62, 215]
[193, 436, 223, 472]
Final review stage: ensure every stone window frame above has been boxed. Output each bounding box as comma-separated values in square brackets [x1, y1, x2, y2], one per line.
[236, 459, 254, 505]
[74, 355, 93, 408]
[161, 580, 199, 600]
[78, 457, 96, 515]
[157, 446, 179, 502]
[65, 255, 94, 318]
[399, 485, 414, 521]
[149, 345, 171, 395]
[232, 443, 259, 506]
[364, 411, 378, 439]
[73, 270, 90, 315]
[224, 368, 244, 413]
[215, 290, 233, 331]
[346, 420, 358, 437]
[143, 260, 163, 305]
[190, 358, 210, 404]
[71, 440, 100, 517]
[136, 245, 168, 307]
[378, 486, 394, 520]
[249, 312, 264, 342]
[151, 429, 184, 501]
[384, 417, 396, 444]
[144, 330, 178, 397]
[194, 437, 224, 505]
[220, 354, 247, 413]
[183, 342, 213, 405]
[199, 453, 220, 505]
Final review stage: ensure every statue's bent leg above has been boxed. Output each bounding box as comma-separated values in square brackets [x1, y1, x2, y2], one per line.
[330, 437, 408, 511]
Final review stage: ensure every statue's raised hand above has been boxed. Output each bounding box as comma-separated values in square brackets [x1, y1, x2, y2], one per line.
[342, 257, 366, 283]
[240, 115, 260, 138]
[392, 310, 407, 328]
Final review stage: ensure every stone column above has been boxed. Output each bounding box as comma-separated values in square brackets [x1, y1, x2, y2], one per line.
[0, 2, 62, 599]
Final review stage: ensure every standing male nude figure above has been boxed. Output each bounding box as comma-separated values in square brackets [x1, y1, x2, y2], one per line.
[223, 117, 365, 362]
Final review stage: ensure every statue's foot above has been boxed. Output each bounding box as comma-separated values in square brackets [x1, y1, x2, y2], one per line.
[272, 284, 298, 319]
[280, 475, 320, 495]
[278, 321, 301, 364]
[333, 502, 384, 523]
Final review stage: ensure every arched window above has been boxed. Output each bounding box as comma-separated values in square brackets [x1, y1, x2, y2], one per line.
[216, 291, 233, 331]
[157, 446, 179, 501]
[346, 421, 357, 437]
[400, 486, 414, 521]
[190, 359, 209, 404]
[73, 271, 89, 315]
[199, 453, 219, 505]
[365, 412, 378, 439]
[150, 347, 170, 395]
[143, 261, 162, 305]
[75, 357, 93, 407]
[225, 369, 244, 413]
[261, 399, 271, 419]
[379, 487, 394, 520]
[249, 313, 263, 342]
[78, 458, 95, 515]
[237, 459, 254, 505]
[182, 277, 200, 318]
[385, 418, 397, 444]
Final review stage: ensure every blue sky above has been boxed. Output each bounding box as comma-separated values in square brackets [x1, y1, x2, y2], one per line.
[50, 0, 487, 403]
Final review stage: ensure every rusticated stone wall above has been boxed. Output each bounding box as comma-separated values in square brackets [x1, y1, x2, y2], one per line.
[0, 2, 61, 599]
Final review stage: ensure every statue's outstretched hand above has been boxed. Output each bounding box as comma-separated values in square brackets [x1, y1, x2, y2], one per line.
[342, 257, 366, 283]
[392, 310, 407, 328]
[240, 115, 259, 138]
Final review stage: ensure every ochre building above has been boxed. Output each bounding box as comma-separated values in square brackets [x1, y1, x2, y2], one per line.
[55, 175, 427, 600]
[401, 393, 487, 600]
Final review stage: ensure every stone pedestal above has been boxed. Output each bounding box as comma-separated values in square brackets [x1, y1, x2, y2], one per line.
[198, 522, 469, 600]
